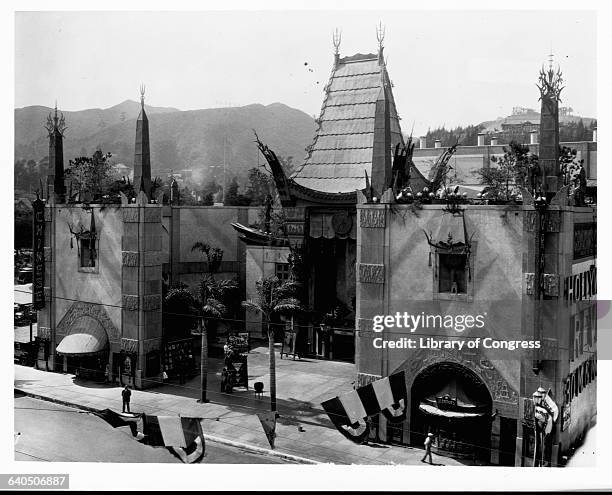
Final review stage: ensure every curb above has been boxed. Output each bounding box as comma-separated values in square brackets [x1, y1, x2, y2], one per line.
[15, 388, 320, 465]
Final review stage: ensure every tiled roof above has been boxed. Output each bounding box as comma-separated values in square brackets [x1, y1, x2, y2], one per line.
[291, 53, 403, 194]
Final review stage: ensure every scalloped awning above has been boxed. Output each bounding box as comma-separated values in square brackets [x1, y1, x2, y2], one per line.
[56, 315, 109, 355]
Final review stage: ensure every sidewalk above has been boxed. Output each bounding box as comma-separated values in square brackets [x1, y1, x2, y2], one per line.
[14, 345, 468, 465]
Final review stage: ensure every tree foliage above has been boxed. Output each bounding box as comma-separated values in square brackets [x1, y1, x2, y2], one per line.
[224, 176, 252, 206]
[241, 277, 302, 335]
[473, 141, 538, 201]
[191, 241, 239, 322]
[65, 149, 118, 202]
[14, 159, 46, 193]
[246, 167, 275, 205]
[426, 125, 485, 147]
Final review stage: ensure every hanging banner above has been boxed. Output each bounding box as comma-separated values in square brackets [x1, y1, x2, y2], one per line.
[32, 197, 46, 310]
[257, 412, 277, 449]
[321, 371, 407, 444]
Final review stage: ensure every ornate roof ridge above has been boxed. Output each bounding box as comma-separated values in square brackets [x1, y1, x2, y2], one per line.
[339, 53, 378, 63]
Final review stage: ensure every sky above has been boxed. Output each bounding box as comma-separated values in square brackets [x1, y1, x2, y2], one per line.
[15, 9, 597, 136]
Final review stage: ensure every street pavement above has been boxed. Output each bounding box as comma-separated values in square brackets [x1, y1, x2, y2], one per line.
[14, 344, 470, 465]
[14, 393, 287, 464]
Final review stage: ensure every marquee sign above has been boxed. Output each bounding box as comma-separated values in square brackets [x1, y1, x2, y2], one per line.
[436, 394, 458, 411]
[32, 198, 46, 310]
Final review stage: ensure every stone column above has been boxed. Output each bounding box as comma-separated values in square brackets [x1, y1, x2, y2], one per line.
[515, 419, 525, 466]
[121, 195, 163, 389]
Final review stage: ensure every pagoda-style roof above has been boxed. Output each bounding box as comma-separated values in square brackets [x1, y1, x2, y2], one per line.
[290, 52, 404, 196]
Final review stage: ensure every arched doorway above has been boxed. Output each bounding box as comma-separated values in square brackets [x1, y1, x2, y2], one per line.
[411, 362, 493, 461]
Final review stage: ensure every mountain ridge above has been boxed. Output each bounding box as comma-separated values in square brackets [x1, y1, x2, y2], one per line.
[15, 101, 317, 184]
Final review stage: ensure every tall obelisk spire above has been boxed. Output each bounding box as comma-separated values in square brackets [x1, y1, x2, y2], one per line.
[44, 103, 67, 202]
[133, 85, 152, 199]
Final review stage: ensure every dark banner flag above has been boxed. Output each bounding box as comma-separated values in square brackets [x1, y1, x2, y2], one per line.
[94, 410, 205, 463]
[142, 415, 205, 464]
[93, 409, 144, 439]
[257, 412, 277, 449]
[32, 197, 45, 310]
[321, 371, 407, 444]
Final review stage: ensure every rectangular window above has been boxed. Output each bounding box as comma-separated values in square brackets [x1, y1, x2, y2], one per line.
[275, 262, 290, 281]
[438, 253, 467, 294]
[80, 237, 97, 268]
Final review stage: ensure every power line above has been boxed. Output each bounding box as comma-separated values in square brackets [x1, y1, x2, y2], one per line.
[13, 288, 596, 350]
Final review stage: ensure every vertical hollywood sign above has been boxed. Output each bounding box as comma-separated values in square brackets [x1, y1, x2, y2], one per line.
[564, 267, 597, 303]
[32, 198, 45, 309]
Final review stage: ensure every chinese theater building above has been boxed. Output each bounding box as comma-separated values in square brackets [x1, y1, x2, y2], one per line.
[354, 64, 596, 466]
[240, 32, 421, 362]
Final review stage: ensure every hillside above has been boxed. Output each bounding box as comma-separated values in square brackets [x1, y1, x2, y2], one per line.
[479, 111, 596, 133]
[15, 101, 316, 184]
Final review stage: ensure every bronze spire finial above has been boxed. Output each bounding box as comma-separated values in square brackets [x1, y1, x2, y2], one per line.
[537, 56, 564, 103]
[376, 22, 385, 50]
[45, 101, 67, 136]
[140, 84, 146, 108]
[332, 28, 342, 55]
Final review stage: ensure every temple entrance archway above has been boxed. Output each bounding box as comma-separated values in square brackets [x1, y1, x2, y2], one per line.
[411, 361, 493, 461]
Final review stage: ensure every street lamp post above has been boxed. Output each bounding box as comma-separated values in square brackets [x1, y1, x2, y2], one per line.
[196, 317, 209, 403]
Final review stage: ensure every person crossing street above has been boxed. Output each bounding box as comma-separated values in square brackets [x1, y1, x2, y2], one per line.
[421, 432, 435, 464]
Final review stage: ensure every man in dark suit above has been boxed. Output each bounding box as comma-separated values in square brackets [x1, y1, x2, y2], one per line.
[122, 385, 132, 413]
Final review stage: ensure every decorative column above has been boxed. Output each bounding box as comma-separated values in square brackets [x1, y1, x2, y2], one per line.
[356, 199, 389, 442]
[121, 192, 163, 389]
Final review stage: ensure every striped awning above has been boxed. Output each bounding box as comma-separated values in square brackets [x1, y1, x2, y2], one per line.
[56, 315, 109, 355]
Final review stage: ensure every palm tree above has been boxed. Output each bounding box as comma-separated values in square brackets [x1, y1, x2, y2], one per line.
[242, 276, 302, 412]
[191, 242, 237, 403]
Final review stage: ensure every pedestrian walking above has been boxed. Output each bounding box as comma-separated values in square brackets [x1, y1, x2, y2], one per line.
[421, 433, 434, 464]
[122, 385, 131, 413]
[104, 363, 110, 384]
